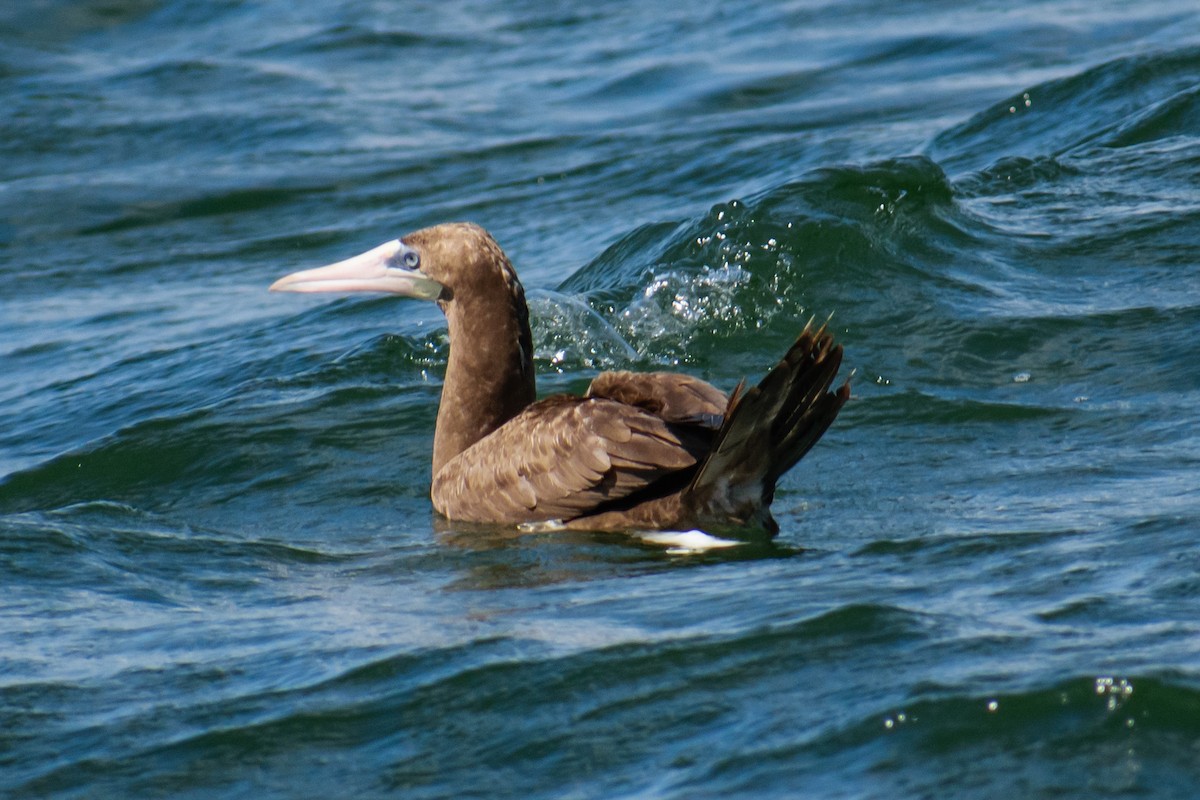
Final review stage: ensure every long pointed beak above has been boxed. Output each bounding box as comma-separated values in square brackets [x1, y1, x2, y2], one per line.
[269, 239, 443, 300]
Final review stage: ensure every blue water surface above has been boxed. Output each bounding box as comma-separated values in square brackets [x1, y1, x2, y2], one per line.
[3, 1, 1200, 797]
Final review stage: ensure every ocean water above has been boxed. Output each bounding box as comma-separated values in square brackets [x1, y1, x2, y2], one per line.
[4, 0, 1200, 797]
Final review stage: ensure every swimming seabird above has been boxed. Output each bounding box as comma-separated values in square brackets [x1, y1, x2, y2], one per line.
[271, 222, 849, 534]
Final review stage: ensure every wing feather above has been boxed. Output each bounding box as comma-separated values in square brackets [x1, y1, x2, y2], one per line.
[587, 371, 727, 429]
[431, 396, 709, 523]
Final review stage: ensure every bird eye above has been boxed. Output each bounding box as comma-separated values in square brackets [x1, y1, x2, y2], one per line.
[401, 250, 420, 269]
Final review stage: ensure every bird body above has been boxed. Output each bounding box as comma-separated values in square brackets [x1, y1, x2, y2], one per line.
[271, 222, 848, 535]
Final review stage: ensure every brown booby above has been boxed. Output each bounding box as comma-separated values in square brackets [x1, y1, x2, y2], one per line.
[271, 222, 849, 535]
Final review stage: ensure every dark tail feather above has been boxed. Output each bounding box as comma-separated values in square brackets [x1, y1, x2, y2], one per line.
[684, 319, 850, 531]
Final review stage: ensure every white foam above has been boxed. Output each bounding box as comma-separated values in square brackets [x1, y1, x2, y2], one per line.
[638, 529, 741, 554]
[516, 519, 567, 533]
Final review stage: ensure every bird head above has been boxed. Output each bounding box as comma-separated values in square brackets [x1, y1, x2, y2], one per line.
[269, 222, 512, 304]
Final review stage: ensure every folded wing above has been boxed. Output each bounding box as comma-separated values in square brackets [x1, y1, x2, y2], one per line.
[431, 393, 716, 523]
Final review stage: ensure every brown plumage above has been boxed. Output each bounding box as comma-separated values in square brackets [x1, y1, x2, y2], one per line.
[271, 222, 849, 535]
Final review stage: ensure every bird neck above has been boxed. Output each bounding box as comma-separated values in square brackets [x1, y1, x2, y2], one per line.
[431, 281, 536, 478]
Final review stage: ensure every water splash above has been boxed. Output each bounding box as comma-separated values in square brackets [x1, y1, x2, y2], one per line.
[527, 290, 637, 372]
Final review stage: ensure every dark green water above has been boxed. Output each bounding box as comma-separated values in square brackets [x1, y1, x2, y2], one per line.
[4, 1, 1200, 797]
